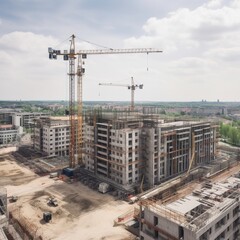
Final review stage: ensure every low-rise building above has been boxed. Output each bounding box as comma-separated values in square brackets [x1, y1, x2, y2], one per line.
[139, 175, 240, 240]
[0, 124, 23, 145]
[13, 112, 50, 129]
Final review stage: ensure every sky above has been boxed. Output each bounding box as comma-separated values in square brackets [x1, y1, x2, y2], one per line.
[0, 0, 240, 102]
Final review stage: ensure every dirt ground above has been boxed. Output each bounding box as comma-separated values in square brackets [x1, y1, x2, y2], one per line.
[0, 154, 37, 186]
[0, 154, 134, 240]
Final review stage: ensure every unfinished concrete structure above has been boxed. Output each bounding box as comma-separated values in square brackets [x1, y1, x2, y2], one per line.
[85, 112, 145, 188]
[139, 175, 240, 240]
[34, 116, 70, 157]
[84, 111, 217, 189]
[143, 120, 217, 187]
[0, 188, 7, 228]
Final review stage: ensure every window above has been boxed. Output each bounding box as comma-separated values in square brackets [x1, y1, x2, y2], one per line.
[129, 133, 132, 138]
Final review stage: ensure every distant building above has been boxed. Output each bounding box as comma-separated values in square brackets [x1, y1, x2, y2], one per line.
[0, 124, 23, 145]
[139, 175, 240, 240]
[13, 112, 50, 129]
[47, 104, 64, 111]
[0, 109, 14, 125]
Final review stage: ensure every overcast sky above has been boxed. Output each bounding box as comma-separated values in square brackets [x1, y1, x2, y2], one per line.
[0, 0, 240, 102]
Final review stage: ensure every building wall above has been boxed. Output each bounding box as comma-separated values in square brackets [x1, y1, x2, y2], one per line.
[140, 200, 240, 240]
[140, 207, 181, 240]
[84, 121, 142, 187]
[0, 125, 20, 145]
[139, 183, 240, 240]
[13, 112, 50, 129]
[84, 116, 217, 189]
[42, 125, 70, 157]
[34, 117, 70, 157]
[142, 122, 217, 187]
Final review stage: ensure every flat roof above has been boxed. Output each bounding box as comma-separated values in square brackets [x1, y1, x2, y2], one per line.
[166, 195, 202, 215]
[146, 175, 240, 232]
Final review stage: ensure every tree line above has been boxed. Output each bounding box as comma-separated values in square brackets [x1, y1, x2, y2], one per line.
[220, 121, 240, 146]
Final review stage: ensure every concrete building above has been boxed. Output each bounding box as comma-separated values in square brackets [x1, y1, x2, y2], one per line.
[143, 120, 217, 187]
[0, 187, 7, 228]
[139, 175, 240, 240]
[0, 110, 14, 125]
[34, 116, 70, 157]
[84, 112, 217, 189]
[85, 113, 144, 188]
[0, 124, 23, 145]
[13, 112, 50, 129]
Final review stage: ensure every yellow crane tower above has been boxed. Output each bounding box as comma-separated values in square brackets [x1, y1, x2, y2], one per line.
[99, 77, 143, 111]
[48, 34, 162, 168]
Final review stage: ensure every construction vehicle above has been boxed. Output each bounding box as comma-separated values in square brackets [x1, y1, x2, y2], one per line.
[48, 197, 58, 207]
[43, 212, 52, 223]
[99, 77, 143, 111]
[49, 172, 58, 178]
[48, 34, 162, 169]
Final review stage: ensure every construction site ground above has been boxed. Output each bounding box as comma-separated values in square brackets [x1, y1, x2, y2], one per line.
[0, 154, 135, 240]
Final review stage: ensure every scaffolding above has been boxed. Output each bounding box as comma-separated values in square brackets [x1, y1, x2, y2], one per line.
[0, 187, 7, 227]
[83, 109, 219, 190]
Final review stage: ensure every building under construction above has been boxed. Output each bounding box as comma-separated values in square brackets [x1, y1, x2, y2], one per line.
[139, 174, 240, 240]
[0, 187, 7, 228]
[84, 111, 218, 190]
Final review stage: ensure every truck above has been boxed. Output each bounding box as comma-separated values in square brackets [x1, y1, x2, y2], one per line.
[98, 182, 110, 194]
[49, 172, 58, 178]
[48, 197, 58, 207]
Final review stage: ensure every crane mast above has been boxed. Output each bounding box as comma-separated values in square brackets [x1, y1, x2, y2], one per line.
[69, 35, 76, 168]
[77, 55, 84, 166]
[48, 34, 162, 168]
[131, 77, 135, 111]
[99, 77, 143, 111]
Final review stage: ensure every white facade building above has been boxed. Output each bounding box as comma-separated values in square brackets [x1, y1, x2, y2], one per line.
[0, 124, 23, 145]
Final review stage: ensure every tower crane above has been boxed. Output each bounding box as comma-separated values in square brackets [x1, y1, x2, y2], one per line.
[99, 77, 143, 111]
[48, 34, 162, 168]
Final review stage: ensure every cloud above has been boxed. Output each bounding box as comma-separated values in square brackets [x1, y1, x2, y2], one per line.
[204, 47, 240, 62]
[0, 32, 67, 100]
[1, 1, 240, 101]
[122, 0, 240, 101]
[169, 57, 217, 75]
[124, 0, 240, 53]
